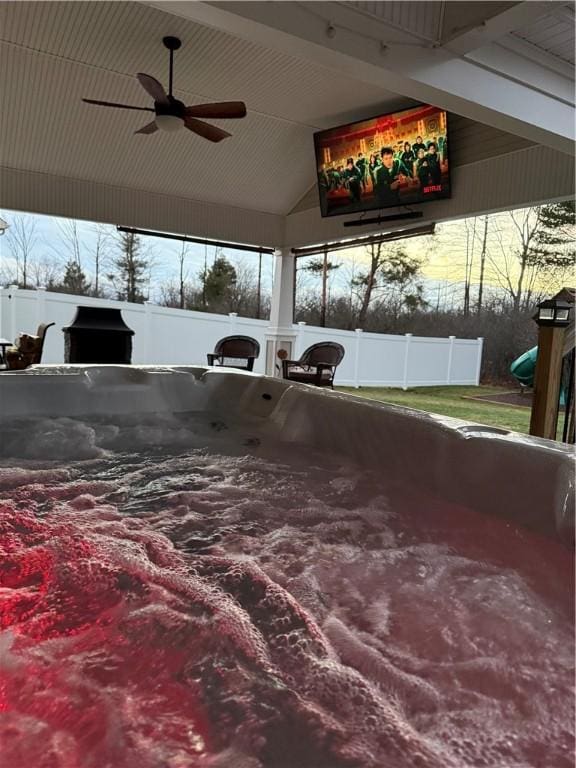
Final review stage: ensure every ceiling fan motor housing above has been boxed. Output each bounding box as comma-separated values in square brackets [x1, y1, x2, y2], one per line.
[156, 97, 186, 118]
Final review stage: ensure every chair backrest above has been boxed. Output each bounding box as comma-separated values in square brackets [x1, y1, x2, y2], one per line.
[214, 335, 260, 359]
[299, 342, 345, 367]
[34, 322, 55, 364]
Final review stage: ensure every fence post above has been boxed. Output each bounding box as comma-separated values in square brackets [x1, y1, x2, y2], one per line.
[296, 321, 306, 358]
[143, 301, 154, 363]
[446, 335, 455, 385]
[354, 328, 363, 388]
[36, 286, 47, 327]
[8, 285, 18, 342]
[402, 333, 413, 390]
[229, 312, 238, 334]
[475, 337, 484, 385]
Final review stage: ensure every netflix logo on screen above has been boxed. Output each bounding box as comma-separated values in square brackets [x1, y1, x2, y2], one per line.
[423, 185, 443, 194]
[314, 104, 451, 218]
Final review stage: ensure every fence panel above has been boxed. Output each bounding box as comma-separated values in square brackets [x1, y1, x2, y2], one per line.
[451, 338, 484, 385]
[407, 337, 451, 386]
[0, 288, 482, 387]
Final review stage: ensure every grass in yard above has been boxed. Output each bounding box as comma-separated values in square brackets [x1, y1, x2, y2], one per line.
[336, 385, 531, 434]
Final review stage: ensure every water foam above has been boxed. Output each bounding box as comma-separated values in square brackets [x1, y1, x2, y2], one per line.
[0, 414, 573, 768]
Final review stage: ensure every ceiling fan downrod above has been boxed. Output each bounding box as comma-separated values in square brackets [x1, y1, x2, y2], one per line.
[163, 36, 181, 98]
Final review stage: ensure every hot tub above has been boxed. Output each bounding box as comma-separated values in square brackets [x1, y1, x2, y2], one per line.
[1, 365, 574, 768]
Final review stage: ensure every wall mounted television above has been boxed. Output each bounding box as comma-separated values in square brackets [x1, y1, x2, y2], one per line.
[314, 103, 450, 218]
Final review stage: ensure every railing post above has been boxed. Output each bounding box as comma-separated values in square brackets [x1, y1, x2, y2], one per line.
[475, 337, 484, 385]
[402, 333, 413, 390]
[446, 335, 455, 385]
[354, 328, 363, 388]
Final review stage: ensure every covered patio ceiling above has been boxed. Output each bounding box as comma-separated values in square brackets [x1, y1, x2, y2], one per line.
[0, 1, 574, 249]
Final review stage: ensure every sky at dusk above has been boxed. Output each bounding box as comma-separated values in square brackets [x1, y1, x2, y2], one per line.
[0, 203, 568, 311]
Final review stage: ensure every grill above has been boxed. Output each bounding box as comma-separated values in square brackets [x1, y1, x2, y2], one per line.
[63, 307, 134, 364]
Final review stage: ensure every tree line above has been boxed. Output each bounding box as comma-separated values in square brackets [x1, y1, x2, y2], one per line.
[1, 202, 573, 382]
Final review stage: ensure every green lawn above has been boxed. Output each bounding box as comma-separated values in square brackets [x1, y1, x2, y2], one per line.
[337, 385, 532, 434]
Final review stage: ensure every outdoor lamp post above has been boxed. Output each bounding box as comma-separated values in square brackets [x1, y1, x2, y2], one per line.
[529, 298, 572, 440]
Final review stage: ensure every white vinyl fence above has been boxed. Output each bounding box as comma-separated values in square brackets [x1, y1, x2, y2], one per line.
[0, 287, 483, 388]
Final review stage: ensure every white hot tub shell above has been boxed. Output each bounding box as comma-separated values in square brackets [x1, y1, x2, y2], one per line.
[0, 364, 573, 544]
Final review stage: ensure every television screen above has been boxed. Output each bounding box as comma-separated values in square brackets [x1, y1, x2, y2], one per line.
[314, 104, 450, 217]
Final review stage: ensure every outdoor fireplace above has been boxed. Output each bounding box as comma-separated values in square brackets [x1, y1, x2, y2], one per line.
[63, 306, 134, 364]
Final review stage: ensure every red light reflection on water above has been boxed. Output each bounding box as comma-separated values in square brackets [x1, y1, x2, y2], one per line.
[0, 505, 213, 768]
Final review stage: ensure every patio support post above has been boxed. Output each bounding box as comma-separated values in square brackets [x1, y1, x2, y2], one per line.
[297, 321, 306, 359]
[265, 247, 297, 377]
[530, 325, 566, 439]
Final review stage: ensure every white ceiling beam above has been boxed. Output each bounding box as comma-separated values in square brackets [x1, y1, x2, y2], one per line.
[498, 33, 575, 80]
[148, 1, 575, 156]
[442, 1, 552, 55]
[466, 42, 574, 105]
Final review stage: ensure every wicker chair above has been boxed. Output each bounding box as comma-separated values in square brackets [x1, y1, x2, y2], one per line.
[207, 335, 260, 371]
[281, 342, 345, 388]
[5, 322, 55, 370]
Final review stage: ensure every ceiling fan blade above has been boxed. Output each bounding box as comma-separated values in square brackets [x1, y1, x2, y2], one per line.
[184, 101, 247, 119]
[135, 121, 158, 135]
[184, 116, 231, 143]
[136, 73, 169, 105]
[83, 98, 154, 112]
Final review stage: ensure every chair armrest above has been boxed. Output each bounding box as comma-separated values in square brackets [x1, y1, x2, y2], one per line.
[281, 359, 302, 378]
[207, 353, 218, 366]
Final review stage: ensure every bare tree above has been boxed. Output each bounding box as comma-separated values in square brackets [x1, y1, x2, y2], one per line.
[177, 240, 190, 309]
[5, 215, 38, 288]
[463, 217, 477, 316]
[487, 209, 544, 312]
[90, 224, 113, 297]
[30, 254, 62, 288]
[301, 252, 341, 327]
[476, 216, 489, 314]
[353, 242, 426, 328]
[54, 219, 83, 267]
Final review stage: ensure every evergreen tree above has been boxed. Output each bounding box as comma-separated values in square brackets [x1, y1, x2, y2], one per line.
[48, 260, 91, 295]
[63, 260, 91, 295]
[110, 232, 149, 303]
[201, 255, 237, 310]
[531, 201, 575, 270]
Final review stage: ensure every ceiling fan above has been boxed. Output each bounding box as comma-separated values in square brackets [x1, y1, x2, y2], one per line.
[82, 36, 246, 142]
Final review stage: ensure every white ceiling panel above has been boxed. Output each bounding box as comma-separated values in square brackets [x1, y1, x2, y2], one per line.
[511, 9, 575, 64]
[0, 0, 572, 244]
[0, 1, 403, 216]
[345, 1, 443, 41]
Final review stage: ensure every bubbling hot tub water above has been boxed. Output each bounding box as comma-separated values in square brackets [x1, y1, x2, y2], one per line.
[0, 410, 573, 768]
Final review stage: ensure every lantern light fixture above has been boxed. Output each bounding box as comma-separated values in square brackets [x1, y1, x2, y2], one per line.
[535, 299, 571, 327]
